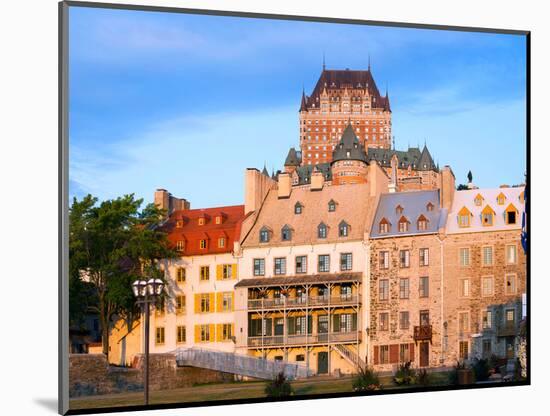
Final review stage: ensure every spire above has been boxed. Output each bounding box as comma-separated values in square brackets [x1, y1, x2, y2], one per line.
[284, 147, 301, 167]
[300, 88, 307, 112]
[322, 52, 326, 71]
[262, 163, 269, 177]
[392, 135, 395, 150]
[368, 54, 371, 72]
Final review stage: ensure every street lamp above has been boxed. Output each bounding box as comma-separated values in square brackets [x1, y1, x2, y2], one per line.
[133, 277, 165, 405]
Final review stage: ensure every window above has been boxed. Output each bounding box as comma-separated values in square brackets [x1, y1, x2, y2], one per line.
[506, 209, 517, 224]
[339, 221, 349, 237]
[340, 285, 352, 301]
[200, 324, 211, 342]
[399, 311, 410, 330]
[497, 192, 506, 205]
[218, 237, 225, 248]
[318, 255, 330, 272]
[176, 240, 185, 251]
[318, 223, 327, 239]
[379, 279, 389, 301]
[482, 246, 493, 266]
[176, 267, 186, 283]
[295, 256, 307, 274]
[198, 217, 205, 226]
[259, 227, 270, 243]
[200, 266, 210, 281]
[222, 292, 233, 312]
[399, 278, 410, 299]
[417, 215, 428, 231]
[419, 276, 429, 297]
[176, 220, 183, 228]
[482, 310, 493, 329]
[505, 274, 517, 295]
[419, 248, 429, 266]
[482, 339, 492, 358]
[481, 206, 494, 226]
[506, 309, 516, 324]
[459, 312, 470, 333]
[253, 258, 265, 276]
[155, 327, 165, 345]
[458, 207, 471, 227]
[176, 295, 186, 314]
[379, 251, 390, 269]
[340, 253, 352, 271]
[506, 244, 517, 264]
[426, 202, 434, 212]
[274, 257, 287, 275]
[294, 202, 303, 214]
[379, 312, 389, 331]
[379, 218, 390, 234]
[482, 276, 494, 297]
[177, 326, 186, 344]
[460, 278, 471, 297]
[328, 200, 336, 212]
[395, 205, 404, 215]
[399, 250, 410, 268]
[215, 216, 222, 224]
[200, 294, 211, 313]
[459, 341, 469, 360]
[380, 345, 390, 364]
[199, 239, 207, 250]
[420, 310, 430, 326]
[281, 225, 292, 241]
[296, 354, 305, 362]
[474, 194, 484, 206]
[222, 264, 233, 279]
[398, 217, 409, 232]
[459, 248, 470, 267]
[221, 323, 233, 341]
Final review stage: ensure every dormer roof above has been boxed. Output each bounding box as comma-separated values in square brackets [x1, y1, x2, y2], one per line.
[331, 123, 369, 164]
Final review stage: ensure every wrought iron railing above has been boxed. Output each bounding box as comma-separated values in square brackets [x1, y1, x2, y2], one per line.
[413, 325, 432, 342]
[247, 294, 360, 310]
[247, 331, 360, 347]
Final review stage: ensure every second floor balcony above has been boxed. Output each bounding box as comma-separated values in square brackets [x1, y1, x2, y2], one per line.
[247, 330, 361, 348]
[413, 325, 432, 342]
[247, 294, 360, 310]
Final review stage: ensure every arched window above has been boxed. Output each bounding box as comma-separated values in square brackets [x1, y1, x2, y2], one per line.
[426, 202, 434, 212]
[395, 205, 404, 215]
[458, 206, 472, 228]
[417, 215, 429, 231]
[259, 226, 270, 243]
[379, 218, 391, 234]
[481, 205, 495, 226]
[328, 199, 337, 212]
[398, 216, 410, 233]
[281, 225, 292, 241]
[339, 221, 350, 237]
[318, 223, 328, 239]
[294, 202, 303, 214]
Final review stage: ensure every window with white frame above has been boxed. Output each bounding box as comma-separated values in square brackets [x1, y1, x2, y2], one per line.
[379, 279, 389, 301]
[379, 251, 390, 269]
[505, 274, 517, 295]
[295, 255, 307, 274]
[340, 253, 352, 271]
[419, 248, 429, 266]
[506, 244, 517, 264]
[399, 250, 410, 268]
[482, 276, 494, 296]
[460, 278, 471, 297]
[399, 278, 409, 299]
[482, 246, 493, 266]
[253, 258, 265, 276]
[274, 257, 287, 275]
[459, 248, 470, 266]
[318, 255, 330, 272]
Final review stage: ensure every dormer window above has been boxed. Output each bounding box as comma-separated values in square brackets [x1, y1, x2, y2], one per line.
[505, 203, 518, 225]
[379, 218, 390, 234]
[318, 223, 328, 239]
[417, 215, 429, 231]
[458, 206, 472, 228]
[398, 216, 410, 233]
[199, 239, 207, 249]
[218, 237, 225, 248]
[198, 217, 205, 226]
[497, 192, 506, 205]
[294, 202, 303, 215]
[281, 225, 292, 241]
[474, 194, 484, 207]
[215, 216, 222, 225]
[176, 219, 184, 228]
[176, 240, 185, 251]
[328, 199, 337, 212]
[481, 205, 495, 226]
[426, 202, 434, 212]
[259, 227, 270, 243]
[346, 150, 351, 158]
[395, 205, 404, 215]
[339, 221, 350, 237]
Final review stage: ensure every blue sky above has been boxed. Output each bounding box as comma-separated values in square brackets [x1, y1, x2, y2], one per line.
[69, 6, 527, 208]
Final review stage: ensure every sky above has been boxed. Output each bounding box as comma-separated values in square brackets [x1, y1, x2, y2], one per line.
[68, 6, 527, 208]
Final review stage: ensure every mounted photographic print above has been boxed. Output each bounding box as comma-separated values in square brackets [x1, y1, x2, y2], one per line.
[59, 1, 530, 414]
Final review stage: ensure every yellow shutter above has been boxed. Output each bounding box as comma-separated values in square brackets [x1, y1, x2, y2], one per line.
[209, 324, 215, 342]
[216, 265, 223, 280]
[194, 325, 200, 343]
[231, 323, 235, 339]
[216, 324, 222, 342]
[230, 293, 234, 311]
[216, 292, 223, 312]
[231, 264, 238, 279]
[194, 294, 200, 314]
[209, 293, 215, 313]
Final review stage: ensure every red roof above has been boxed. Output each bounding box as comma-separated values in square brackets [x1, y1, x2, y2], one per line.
[161, 205, 245, 256]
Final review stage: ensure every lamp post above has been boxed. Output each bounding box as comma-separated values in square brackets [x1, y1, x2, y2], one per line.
[132, 277, 165, 406]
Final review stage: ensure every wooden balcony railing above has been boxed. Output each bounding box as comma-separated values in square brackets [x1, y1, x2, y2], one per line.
[413, 325, 432, 342]
[247, 331, 360, 347]
[497, 322, 517, 337]
[247, 294, 360, 310]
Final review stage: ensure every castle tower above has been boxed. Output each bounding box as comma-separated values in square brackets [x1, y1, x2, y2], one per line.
[331, 123, 369, 185]
[283, 147, 301, 174]
[299, 66, 392, 166]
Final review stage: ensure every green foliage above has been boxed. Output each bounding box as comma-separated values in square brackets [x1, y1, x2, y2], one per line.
[393, 361, 416, 385]
[448, 361, 465, 385]
[457, 184, 469, 190]
[69, 194, 177, 354]
[416, 368, 431, 386]
[352, 367, 381, 392]
[472, 358, 490, 381]
[265, 372, 293, 398]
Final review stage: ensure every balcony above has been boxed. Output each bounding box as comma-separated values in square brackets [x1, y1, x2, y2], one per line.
[247, 331, 361, 348]
[247, 295, 360, 311]
[497, 322, 517, 337]
[413, 325, 432, 342]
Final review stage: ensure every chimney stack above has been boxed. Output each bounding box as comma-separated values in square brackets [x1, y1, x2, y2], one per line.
[154, 189, 190, 218]
[277, 172, 292, 199]
[244, 168, 276, 215]
[310, 169, 324, 191]
[439, 166, 455, 210]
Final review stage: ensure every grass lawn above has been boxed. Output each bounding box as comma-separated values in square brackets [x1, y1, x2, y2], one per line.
[69, 372, 453, 411]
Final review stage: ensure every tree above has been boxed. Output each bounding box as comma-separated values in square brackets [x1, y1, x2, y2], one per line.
[457, 184, 469, 190]
[69, 194, 177, 355]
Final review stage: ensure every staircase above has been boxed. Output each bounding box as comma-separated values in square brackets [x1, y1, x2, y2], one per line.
[334, 344, 366, 371]
[174, 347, 311, 380]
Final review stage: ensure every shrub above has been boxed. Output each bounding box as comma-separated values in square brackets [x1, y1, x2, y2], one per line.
[265, 372, 293, 398]
[416, 368, 431, 386]
[472, 358, 490, 382]
[448, 361, 466, 385]
[393, 361, 416, 385]
[353, 367, 381, 392]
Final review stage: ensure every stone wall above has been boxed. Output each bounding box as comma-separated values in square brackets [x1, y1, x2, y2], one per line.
[69, 353, 232, 397]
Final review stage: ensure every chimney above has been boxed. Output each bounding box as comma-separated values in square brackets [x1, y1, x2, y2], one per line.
[310, 169, 324, 191]
[244, 168, 276, 215]
[278, 172, 292, 199]
[388, 154, 398, 193]
[440, 166, 455, 210]
[154, 189, 190, 218]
